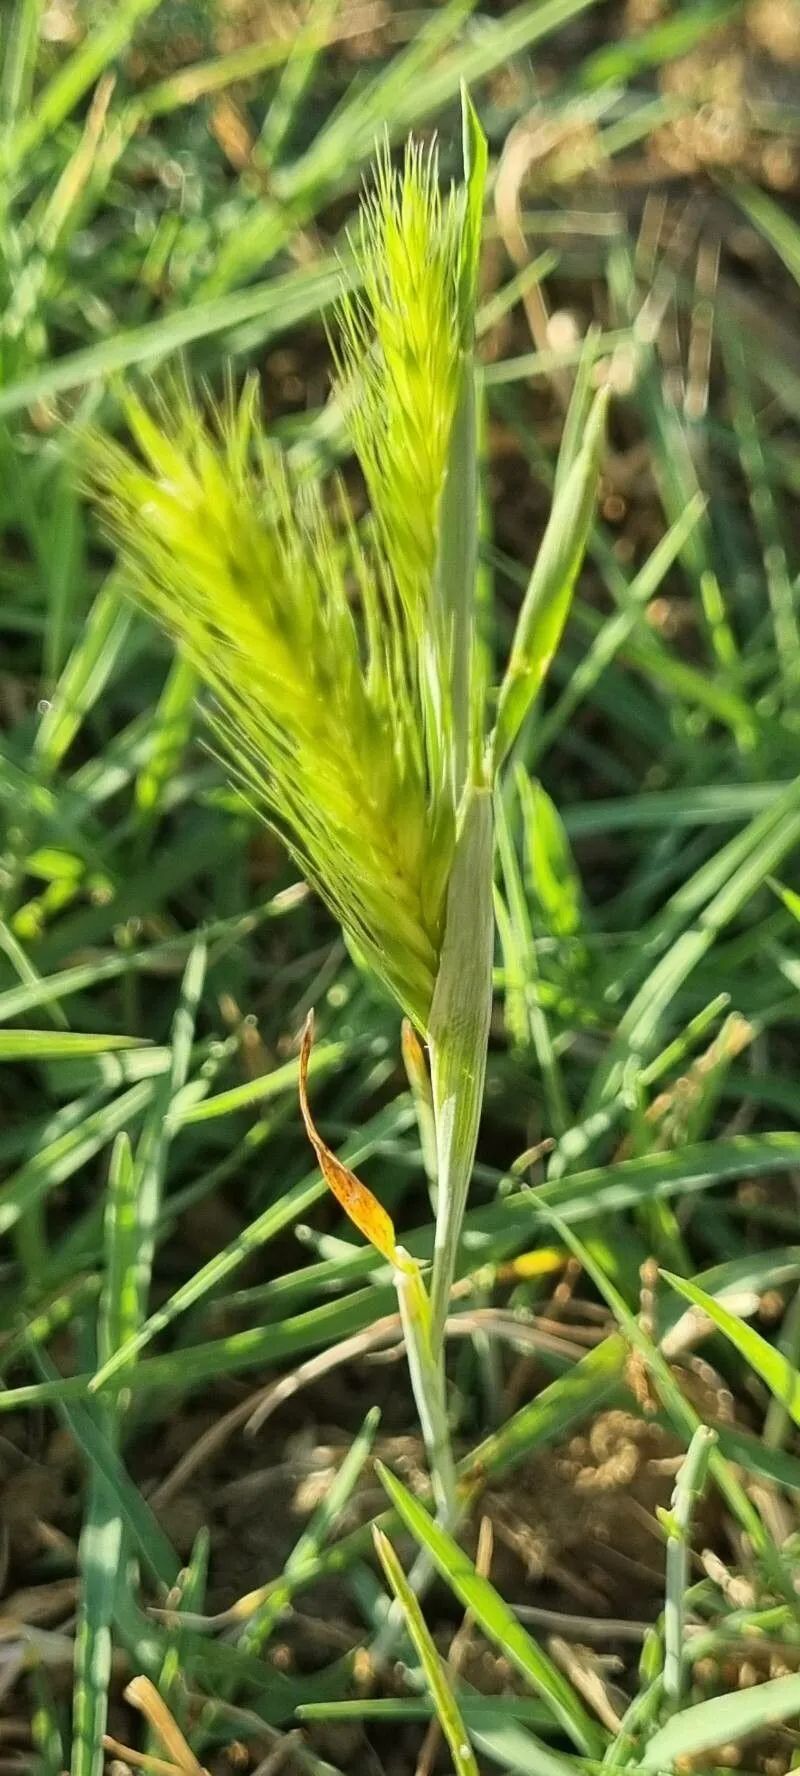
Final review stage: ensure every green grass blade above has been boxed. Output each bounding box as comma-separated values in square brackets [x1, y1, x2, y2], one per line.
[732, 181, 800, 285]
[373, 1527, 479, 1776]
[462, 1335, 626, 1484]
[661, 1271, 800, 1428]
[376, 1461, 605, 1756]
[492, 389, 608, 771]
[255, 0, 338, 168]
[130, 939, 206, 1322]
[588, 773, 800, 1104]
[0, 918, 68, 1030]
[239, 1404, 381, 1652]
[2, 0, 161, 172]
[133, 655, 197, 831]
[0, 1079, 155, 1237]
[0, 1030, 147, 1060]
[69, 1106, 176, 1776]
[529, 494, 707, 767]
[0, 259, 348, 418]
[70, 1470, 123, 1776]
[34, 576, 132, 777]
[641, 1673, 800, 1771]
[428, 787, 494, 1345]
[1, 0, 42, 132]
[176, 1038, 345, 1125]
[494, 784, 570, 1133]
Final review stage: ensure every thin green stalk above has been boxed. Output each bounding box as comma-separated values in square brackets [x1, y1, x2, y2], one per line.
[396, 1251, 458, 1522]
[660, 1425, 716, 1705]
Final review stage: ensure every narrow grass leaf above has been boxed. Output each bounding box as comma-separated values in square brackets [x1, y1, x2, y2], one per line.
[177, 1036, 345, 1125]
[373, 1528, 479, 1776]
[0, 1031, 147, 1060]
[70, 1475, 123, 1776]
[0, 1079, 155, 1237]
[1, 0, 42, 130]
[662, 1426, 716, 1703]
[34, 576, 132, 777]
[641, 1673, 800, 1771]
[661, 1271, 800, 1428]
[2, 0, 160, 170]
[492, 388, 608, 771]
[101, 1133, 139, 1373]
[153, 1526, 210, 1730]
[0, 918, 68, 1031]
[134, 655, 198, 825]
[581, 0, 737, 85]
[376, 1462, 604, 1755]
[239, 1406, 381, 1652]
[529, 494, 707, 768]
[256, 0, 339, 167]
[731, 182, 800, 285]
[129, 939, 207, 1323]
[589, 773, 800, 1103]
[69, 1108, 176, 1776]
[494, 784, 569, 1134]
[428, 787, 494, 1344]
[0, 260, 348, 417]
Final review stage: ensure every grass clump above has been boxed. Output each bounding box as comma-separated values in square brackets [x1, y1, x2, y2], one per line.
[3, 3, 800, 1774]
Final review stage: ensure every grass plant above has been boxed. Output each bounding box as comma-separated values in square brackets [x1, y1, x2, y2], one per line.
[2, 2, 800, 1774]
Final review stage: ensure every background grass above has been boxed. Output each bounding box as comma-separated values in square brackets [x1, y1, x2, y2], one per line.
[2, 1, 800, 1772]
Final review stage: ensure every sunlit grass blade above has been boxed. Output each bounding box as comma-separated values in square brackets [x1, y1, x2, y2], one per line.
[34, 576, 132, 778]
[545, 1213, 793, 1603]
[641, 1673, 800, 1772]
[0, 258, 348, 418]
[428, 786, 494, 1346]
[376, 1461, 605, 1756]
[133, 655, 197, 832]
[1, 0, 160, 172]
[731, 181, 800, 286]
[0, 1030, 147, 1059]
[69, 1122, 174, 1776]
[661, 1270, 800, 1429]
[255, 0, 339, 171]
[1, 0, 42, 132]
[495, 779, 570, 1134]
[492, 387, 609, 772]
[237, 1404, 380, 1652]
[373, 1526, 479, 1776]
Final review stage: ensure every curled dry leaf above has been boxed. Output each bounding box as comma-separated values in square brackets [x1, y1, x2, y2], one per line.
[299, 1011, 399, 1266]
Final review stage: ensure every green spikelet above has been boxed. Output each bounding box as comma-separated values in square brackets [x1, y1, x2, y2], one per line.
[85, 375, 454, 1031]
[84, 116, 490, 1036]
[333, 139, 467, 633]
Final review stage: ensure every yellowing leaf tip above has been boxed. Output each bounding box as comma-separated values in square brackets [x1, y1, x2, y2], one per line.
[298, 1007, 399, 1266]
